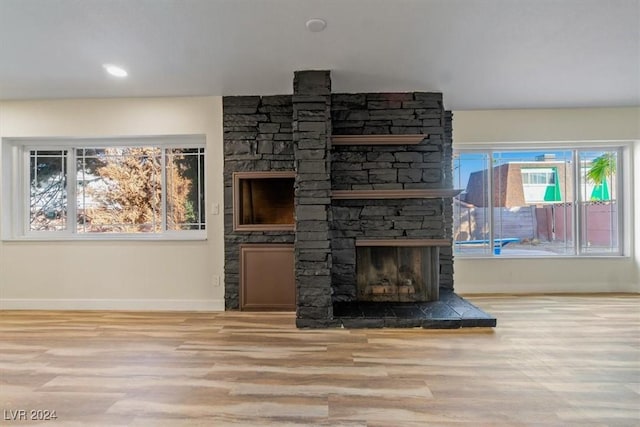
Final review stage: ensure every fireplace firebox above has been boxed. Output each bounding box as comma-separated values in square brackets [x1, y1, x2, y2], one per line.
[356, 241, 440, 302]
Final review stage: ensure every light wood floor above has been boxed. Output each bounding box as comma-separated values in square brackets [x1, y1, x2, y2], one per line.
[1, 295, 638, 426]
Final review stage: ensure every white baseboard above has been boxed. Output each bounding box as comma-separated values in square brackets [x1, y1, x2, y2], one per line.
[455, 282, 640, 294]
[0, 298, 225, 311]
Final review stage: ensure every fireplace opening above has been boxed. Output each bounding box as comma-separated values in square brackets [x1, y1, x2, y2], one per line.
[356, 245, 439, 302]
[233, 171, 295, 230]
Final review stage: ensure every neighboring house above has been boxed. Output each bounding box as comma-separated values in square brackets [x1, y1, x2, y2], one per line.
[463, 155, 611, 208]
[456, 154, 618, 247]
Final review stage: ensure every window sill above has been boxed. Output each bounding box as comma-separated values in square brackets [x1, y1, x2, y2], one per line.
[2, 231, 207, 242]
[454, 253, 629, 260]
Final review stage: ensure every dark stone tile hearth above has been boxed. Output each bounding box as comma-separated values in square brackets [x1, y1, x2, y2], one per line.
[333, 288, 496, 329]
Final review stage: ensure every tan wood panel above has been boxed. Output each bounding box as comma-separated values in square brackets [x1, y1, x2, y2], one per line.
[1, 294, 638, 426]
[240, 244, 295, 311]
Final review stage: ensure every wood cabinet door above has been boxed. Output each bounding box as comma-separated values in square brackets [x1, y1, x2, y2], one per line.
[240, 244, 296, 311]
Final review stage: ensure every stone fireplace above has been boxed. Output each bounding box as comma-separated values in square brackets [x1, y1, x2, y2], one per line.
[223, 70, 496, 328]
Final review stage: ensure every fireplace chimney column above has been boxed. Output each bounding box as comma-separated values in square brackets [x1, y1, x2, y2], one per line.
[293, 70, 335, 327]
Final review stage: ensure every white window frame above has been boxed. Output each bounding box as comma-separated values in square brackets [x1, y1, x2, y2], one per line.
[453, 141, 633, 258]
[2, 135, 207, 241]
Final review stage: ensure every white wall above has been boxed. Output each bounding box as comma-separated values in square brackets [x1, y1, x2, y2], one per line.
[453, 107, 639, 294]
[0, 97, 225, 310]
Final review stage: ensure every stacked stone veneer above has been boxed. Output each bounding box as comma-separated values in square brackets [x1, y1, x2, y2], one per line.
[223, 95, 294, 309]
[330, 93, 454, 303]
[223, 70, 454, 327]
[292, 71, 335, 327]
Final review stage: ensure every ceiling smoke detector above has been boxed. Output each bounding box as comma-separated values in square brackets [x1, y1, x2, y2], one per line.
[305, 18, 327, 32]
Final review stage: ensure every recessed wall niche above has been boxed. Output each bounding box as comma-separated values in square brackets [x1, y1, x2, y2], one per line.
[233, 171, 296, 231]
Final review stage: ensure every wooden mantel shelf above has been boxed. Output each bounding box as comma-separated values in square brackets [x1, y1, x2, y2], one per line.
[331, 189, 462, 200]
[332, 134, 427, 146]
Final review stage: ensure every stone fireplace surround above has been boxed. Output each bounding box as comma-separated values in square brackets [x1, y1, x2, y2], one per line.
[223, 70, 495, 328]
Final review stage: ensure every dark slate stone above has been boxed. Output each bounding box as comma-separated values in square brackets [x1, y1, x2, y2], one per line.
[394, 152, 423, 163]
[296, 240, 331, 249]
[224, 114, 267, 125]
[415, 109, 442, 120]
[334, 170, 369, 184]
[331, 93, 367, 107]
[363, 126, 390, 134]
[298, 251, 330, 262]
[297, 306, 333, 320]
[360, 205, 398, 217]
[333, 120, 365, 129]
[398, 168, 423, 183]
[366, 93, 414, 102]
[296, 205, 327, 221]
[293, 70, 331, 95]
[333, 110, 370, 121]
[296, 232, 331, 242]
[274, 133, 293, 141]
[296, 318, 341, 328]
[269, 161, 294, 170]
[298, 122, 327, 132]
[258, 123, 280, 133]
[296, 139, 328, 150]
[422, 169, 442, 183]
[384, 318, 423, 328]
[293, 95, 329, 103]
[271, 114, 293, 123]
[369, 109, 415, 119]
[367, 101, 402, 109]
[332, 162, 363, 171]
[365, 152, 395, 162]
[224, 106, 259, 114]
[332, 291, 496, 329]
[421, 319, 462, 329]
[225, 131, 258, 140]
[297, 180, 332, 191]
[293, 103, 329, 112]
[224, 141, 255, 156]
[422, 119, 442, 127]
[273, 142, 293, 155]
[257, 140, 273, 154]
[362, 162, 393, 170]
[261, 95, 292, 106]
[298, 293, 332, 306]
[223, 96, 261, 107]
[369, 169, 397, 183]
[297, 110, 327, 121]
[392, 119, 423, 127]
[297, 160, 327, 174]
[390, 126, 422, 134]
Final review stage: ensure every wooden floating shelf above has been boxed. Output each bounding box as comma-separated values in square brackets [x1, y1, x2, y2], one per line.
[331, 189, 462, 200]
[331, 134, 427, 146]
[356, 239, 451, 247]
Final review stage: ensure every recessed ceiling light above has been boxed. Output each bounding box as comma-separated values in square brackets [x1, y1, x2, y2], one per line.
[103, 64, 128, 78]
[305, 18, 327, 32]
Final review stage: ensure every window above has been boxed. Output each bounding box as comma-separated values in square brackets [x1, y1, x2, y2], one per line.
[3, 136, 206, 240]
[453, 145, 626, 257]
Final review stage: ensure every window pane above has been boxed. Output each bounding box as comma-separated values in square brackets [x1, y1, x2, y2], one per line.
[453, 152, 491, 255]
[76, 147, 161, 233]
[492, 151, 574, 256]
[29, 150, 67, 231]
[578, 150, 619, 254]
[166, 148, 206, 231]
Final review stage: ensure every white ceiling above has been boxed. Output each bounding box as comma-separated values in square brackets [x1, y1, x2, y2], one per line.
[1, 0, 639, 110]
